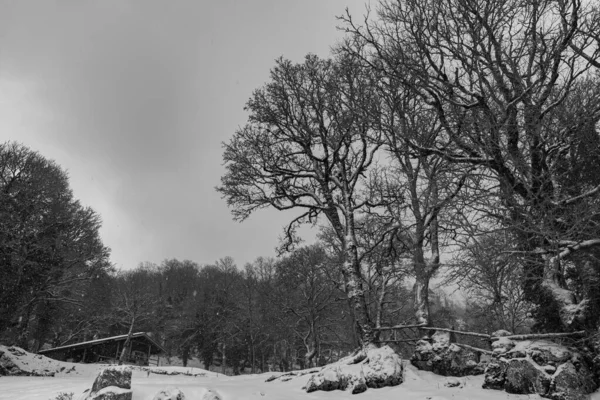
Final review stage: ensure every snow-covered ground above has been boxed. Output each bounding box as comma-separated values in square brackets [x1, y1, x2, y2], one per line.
[2, 344, 599, 400]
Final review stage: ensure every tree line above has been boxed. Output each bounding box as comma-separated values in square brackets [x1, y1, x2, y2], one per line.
[0, 140, 524, 373]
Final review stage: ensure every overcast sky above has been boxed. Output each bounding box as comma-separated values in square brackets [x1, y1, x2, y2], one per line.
[0, 0, 369, 270]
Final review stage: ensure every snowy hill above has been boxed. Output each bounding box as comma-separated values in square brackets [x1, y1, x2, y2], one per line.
[2, 344, 598, 400]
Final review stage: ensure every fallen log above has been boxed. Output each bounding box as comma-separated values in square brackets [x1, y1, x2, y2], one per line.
[375, 323, 427, 331]
[377, 338, 418, 344]
[426, 327, 491, 339]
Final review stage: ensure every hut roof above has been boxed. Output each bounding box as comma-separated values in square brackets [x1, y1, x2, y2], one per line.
[38, 332, 165, 355]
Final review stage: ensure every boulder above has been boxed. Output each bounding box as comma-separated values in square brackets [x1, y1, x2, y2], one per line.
[362, 346, 404, 389]
[482, 340, 598, 400]
[504, 358, 551, 395]
[153, 387, 186, 400]
[551, 361, 597, 400]
[482, 359, 508, 390]
[86, 367, 132, 400]
[90, 367, 132, 392]
[305, 345, 402, 394]
[410, 330, 484, 376]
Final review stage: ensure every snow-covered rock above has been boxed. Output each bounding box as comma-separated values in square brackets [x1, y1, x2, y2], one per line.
[201, 389, 221, 400]
[0, 346, 56, 376]
[85, 366, 132, 400]
[304, 345, 403, 394]
[88, 386, 132, 400]
[552, 361, 597, 400]
[483, 340, 598, 400]
[362, 345, 404, 388]
[504, 357, 551, 395]
[492, 337, 516, 354]
[411, 330, 484, 376]
[90, 366, 132, 392]
[152, 387, 186, 400]
[444, 377, 461, 387]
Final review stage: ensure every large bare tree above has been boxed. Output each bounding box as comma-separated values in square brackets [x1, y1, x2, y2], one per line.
[218, 54, 383, 347]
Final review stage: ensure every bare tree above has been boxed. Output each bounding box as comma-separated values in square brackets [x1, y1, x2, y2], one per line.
[217, 54, 384, 347]
[342, 0, 600, 331]
[446, 232, 533, 333]
[273, 245, 341, 368]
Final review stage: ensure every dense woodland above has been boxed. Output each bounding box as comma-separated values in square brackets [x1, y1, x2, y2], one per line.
[2, 0, 600, 376]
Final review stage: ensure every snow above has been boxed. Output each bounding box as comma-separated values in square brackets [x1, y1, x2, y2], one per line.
[3, 344, 600, 400]
[510, 340, 572, 361]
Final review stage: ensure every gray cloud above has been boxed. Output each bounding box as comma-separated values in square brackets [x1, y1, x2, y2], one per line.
[0, 0, 367, 269]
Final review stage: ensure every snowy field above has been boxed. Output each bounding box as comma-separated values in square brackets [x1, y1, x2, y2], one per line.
[2, 345, 600, 400]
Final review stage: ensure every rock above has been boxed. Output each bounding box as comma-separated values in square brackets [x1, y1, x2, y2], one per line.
[482, 359, 508, 390]
[344, 365, 367, 394]
[88, 386, 132, 400]
[6, 347, 26, 357]
[445, 378, 461, 387]
[0, 349, 21, 376]
[504, 358, 551, 395]
[431, 331, 451, 350]
[483, 340, 598, 400]
[305, 345, 402, 394]
[90, 367, 132, 392]
[551, 361, 596, 400]
[305, 366, 344, 392]
[153, 387, 186, 400]
[201, 390, 221, 400]
[410, 330, 483, 376]
[492, 337, 516, 355]
[86, 367, 132, 400]
[362, 346, 404, 389]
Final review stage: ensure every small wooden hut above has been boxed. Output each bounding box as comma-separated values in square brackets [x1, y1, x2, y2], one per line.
[38, 332, 165, 366]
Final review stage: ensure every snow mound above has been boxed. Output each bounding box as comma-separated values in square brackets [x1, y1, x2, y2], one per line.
[0, 345, 101, 377]
[3, 343, 600, 400]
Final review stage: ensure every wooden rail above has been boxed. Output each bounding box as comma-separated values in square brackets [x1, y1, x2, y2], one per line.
[375, 325, 586, 342]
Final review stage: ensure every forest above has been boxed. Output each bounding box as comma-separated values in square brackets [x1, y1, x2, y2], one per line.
[2, 0, 600, 385]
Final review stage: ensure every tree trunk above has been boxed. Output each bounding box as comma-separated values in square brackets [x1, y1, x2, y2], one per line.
[341, 198, 376, 347]
[16, 301, 35, 350]
[304, 327, 318, 368]
[542, 254, 588, 329]
[324, 182, 375, 348]
[119, 316, 135, 364]
[413, 272, 431, 326]
[182, 346, 189, 367]
[222, 343, 227, 374]
[251, 341, 256, 373]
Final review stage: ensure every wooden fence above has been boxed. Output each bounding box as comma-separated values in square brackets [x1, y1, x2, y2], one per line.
[374, 324, 586, 355]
